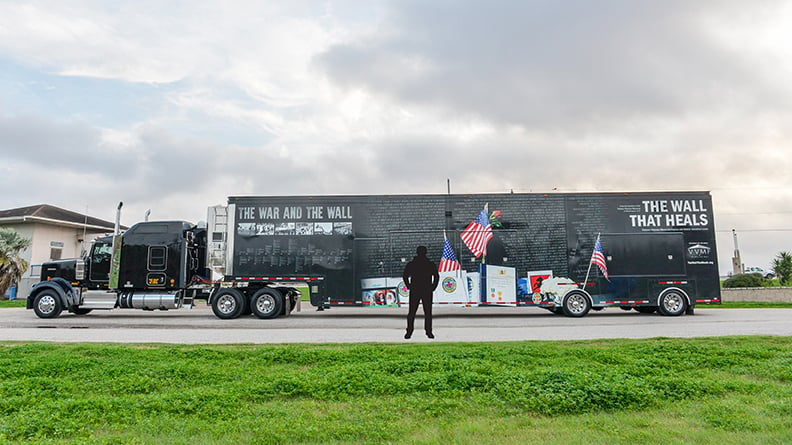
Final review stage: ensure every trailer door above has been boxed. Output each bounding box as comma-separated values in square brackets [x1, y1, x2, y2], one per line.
[601, 233, 686, 277]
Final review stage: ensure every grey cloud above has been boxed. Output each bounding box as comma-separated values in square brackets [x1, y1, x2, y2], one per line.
[316, 0, 788, 128]
[0, 114, 137, 171]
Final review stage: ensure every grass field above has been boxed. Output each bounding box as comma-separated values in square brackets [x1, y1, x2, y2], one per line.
[1, 337, 790, 444]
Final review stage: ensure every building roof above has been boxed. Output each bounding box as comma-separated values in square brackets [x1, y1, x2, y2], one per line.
[0, 204, 125, 231]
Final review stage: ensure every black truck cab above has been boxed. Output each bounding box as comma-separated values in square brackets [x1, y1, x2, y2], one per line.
[114, 221, 208, 291]
[28, 221, 210, 318]
[39, 236, 113, 290]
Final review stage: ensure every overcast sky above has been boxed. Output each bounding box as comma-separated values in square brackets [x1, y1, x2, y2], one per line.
[1, 0, 791, 274]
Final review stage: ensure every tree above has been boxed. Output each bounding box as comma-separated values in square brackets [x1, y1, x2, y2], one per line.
[771, 251, 792, 286]
[0, 228, 32, 298]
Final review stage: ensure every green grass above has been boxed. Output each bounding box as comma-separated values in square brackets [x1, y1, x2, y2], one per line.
[296, 286, 310, 302]
[1, 337, 790, 444]
[713, 301, 792, 309]
[0, 299, 25, 308]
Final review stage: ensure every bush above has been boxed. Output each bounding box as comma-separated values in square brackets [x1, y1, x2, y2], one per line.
[723, 273, 764, 288]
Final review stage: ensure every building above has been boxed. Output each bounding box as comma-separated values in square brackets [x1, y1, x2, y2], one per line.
[0, 204, 123, 299]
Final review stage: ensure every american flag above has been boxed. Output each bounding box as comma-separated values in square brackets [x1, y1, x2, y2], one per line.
[590, 236, 609, 281]
[438, 236, 461, 272]
[460, 207, 493, 258]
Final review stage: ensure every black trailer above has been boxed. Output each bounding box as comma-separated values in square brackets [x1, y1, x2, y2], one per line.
[208, 191, 720, 317]
[28, 191, 720, 319]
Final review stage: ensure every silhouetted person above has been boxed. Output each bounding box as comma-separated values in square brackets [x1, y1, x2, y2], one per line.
[402, 245, 440, 339]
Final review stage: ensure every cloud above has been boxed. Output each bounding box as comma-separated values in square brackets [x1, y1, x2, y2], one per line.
[316, 1, 792, 128]
[1, 1, 792, 272]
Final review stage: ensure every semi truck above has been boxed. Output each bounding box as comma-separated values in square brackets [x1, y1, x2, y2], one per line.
[27, 191, 721, 319]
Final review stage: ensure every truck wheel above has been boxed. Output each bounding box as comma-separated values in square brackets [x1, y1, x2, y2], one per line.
[251, 288, 283, 319]
[33, 290, 63, 318]
[72, 308, 93, 315]
[562, 291, 591, 317]
[657, 289, 688, 316]
[212, 289, 246, 319]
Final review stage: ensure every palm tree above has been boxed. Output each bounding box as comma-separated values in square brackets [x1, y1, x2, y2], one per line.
[771, 251, 792, 286]
[0, 228, 32, 298]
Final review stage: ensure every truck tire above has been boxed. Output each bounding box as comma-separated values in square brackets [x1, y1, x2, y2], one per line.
[657, 289, 688, 316]
[251, 288, 283, 319]
[72, 308, 93, 315]
[562, 290, 591, 317]
[33, 290, 63, 318]
[212, 289, 246, 319]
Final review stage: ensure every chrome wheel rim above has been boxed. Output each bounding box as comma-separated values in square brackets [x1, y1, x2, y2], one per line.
[38, 295, 56, 314]
[662, 292, 683, 313]
[217, 294, 237, 314]
[566, 293, 588, 315]
[256, 295, 275, 314]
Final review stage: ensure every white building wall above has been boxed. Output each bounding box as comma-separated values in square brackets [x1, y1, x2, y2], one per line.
[1, 222, 109, 299]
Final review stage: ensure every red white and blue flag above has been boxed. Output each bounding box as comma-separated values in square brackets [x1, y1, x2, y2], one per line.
[591, 235, 609, 281]
[438, 236, 462, 272]
[460, 207, 493, 258]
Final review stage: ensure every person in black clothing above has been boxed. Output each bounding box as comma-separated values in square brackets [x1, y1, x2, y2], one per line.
[402, 245, 440, 339]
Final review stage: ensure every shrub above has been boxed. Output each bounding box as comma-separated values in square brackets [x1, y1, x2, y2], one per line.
[723, 273, 764, 288]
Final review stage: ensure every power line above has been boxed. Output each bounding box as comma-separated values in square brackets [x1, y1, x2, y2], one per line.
[719, 211, 792, 215]
[716, 229, 792, 233]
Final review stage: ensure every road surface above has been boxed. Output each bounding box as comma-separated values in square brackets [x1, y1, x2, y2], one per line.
[0, 305, 790, 344]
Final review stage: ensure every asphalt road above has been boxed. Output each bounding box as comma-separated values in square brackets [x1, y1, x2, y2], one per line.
[1, 305, 790, 344]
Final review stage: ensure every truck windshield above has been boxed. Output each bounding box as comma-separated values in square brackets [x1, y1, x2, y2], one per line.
[92, 243, 112, 263]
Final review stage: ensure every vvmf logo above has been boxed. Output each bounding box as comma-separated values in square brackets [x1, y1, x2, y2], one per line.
[687, 243, 711, 259]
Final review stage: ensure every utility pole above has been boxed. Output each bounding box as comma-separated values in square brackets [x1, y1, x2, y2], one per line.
[81, 205, 88, 256]
[731, 229, 743, 275]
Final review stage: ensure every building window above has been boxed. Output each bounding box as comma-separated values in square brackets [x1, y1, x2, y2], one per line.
[49, 241, 65, 261]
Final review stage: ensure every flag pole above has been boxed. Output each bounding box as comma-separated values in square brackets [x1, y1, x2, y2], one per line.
[582, 233, 600, 291]
[481, 203, 489, 265]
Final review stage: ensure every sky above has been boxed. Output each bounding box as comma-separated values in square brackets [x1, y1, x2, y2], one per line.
[1, 0, 792, 275]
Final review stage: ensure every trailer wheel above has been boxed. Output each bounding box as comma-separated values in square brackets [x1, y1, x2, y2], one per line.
[635, 307, 657, 314]
[562, 291, 591, 317]
[657, 289, 688, 316]
[33, 290, 63, 319]
[212, 289, 246, 319]
[251, 288, 283, 319]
